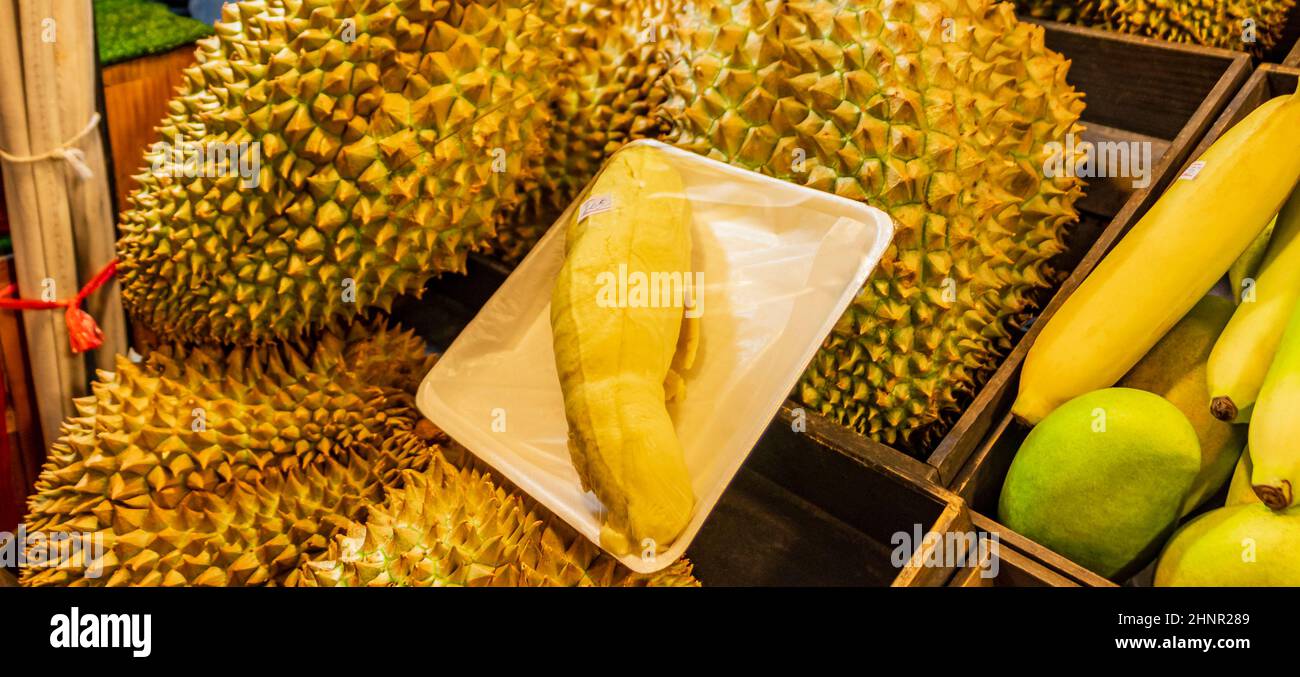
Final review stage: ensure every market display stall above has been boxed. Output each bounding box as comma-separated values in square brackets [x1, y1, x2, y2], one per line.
[1, 0, 1299, 597]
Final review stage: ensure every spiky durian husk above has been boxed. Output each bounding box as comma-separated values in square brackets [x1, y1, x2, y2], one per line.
[659, 0, 1085, 451]
[490, 0, 675, 262]
[117, 0, 560, 344]
[21, 323, 439, 586]
[1014, 0, 1296, 53]
[297, 448, 699, 587]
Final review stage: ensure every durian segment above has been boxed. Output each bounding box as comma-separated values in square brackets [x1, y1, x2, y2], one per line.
[117, 0, 560, 344]
[551, 145, 696, 556]
[296, 448, 699, 587]
[21, 322, 438, 586]
[1015, 0, 1297, 54]
[660, 0, 1085, 451]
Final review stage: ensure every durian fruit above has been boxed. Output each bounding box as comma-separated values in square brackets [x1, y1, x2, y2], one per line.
[20, 318, 694, 587]
[297, 449, 699, 586]
[21, 322, 439, 586]
[117, 0, 560, 344]
[491, 0, 675, 262]
[1013, 0, 1297, 54]
[658, 0, 1085, 450]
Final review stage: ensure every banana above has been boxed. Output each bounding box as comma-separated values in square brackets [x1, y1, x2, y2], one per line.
[1208, 185, 1300, 422]
[1226, 449, 1260, 507]
[1248, 292, 1300, 510]
[1014, 94, 1300, 425]
[551, 144, 696, 556]
[1228, 215, 1276, 306]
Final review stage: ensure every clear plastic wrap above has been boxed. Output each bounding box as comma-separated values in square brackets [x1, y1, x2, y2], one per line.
[417, 140, 894, 572]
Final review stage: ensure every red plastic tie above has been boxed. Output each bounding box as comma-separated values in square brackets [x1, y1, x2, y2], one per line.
[0, 258, 118, 353]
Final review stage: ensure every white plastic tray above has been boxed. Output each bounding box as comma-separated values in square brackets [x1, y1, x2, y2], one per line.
[417, 139, 894, 572]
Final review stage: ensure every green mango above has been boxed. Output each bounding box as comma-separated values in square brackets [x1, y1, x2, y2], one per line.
[999, 388, 1201, 579]
[1118, 295, 1246, 513]
[1155, 503, 1300, 586]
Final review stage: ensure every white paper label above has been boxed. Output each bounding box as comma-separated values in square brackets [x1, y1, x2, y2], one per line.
[1179, 161, 1206, 181]
[578, 194, 614, 222]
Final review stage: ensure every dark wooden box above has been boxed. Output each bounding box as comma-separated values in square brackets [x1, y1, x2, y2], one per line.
[790, 21, 1251, 489]
[687, 417, 966, 586]
[949, 65, 1300, 583]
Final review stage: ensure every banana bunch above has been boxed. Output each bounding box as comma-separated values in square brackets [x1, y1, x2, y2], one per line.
[1207, 188, 1300, 424]
[1209, 159, 1300, 511]
[1248, 295, 1300, 509]
[551, 144, 697, 556]
[1015, 92, 1300, 511]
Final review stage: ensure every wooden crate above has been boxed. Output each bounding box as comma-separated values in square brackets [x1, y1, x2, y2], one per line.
[948, 512, 1115, 587]
[948, 546, 1074, 587]
[790, 21, 1251, 488]
[101, 45, 198, 211]
[948, 65, 1300, 583]
[685, 417, 968, 586]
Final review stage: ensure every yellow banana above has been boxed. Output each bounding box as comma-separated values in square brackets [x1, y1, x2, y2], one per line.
[1014, 94, 1300, 425]
[1207, 184, 1300, 422]
[1248, 292, 1300, 510]
[1228, 215, 1276, 306]
[1226, 449, 1260, 507]
[551, 144, 696, 556]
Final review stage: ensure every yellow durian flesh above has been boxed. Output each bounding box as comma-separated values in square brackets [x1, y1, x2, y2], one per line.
[550, 145, 696, 556]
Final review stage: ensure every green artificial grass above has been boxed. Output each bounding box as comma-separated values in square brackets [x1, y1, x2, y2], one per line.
[94, 0, 213, 66]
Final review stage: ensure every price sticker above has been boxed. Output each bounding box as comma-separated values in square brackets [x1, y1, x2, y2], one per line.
[1179, 161, 1206, 181]
[578, 194, 614, 221]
